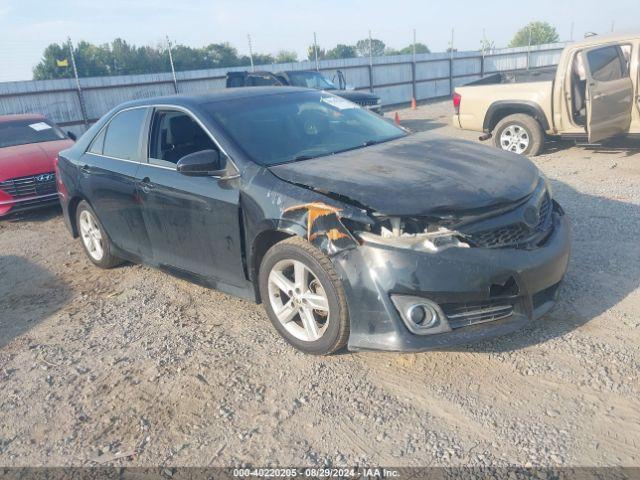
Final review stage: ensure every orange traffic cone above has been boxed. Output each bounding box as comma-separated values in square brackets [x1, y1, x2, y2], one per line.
[411, 98, 417, 110]
[394, 112, 401, 125]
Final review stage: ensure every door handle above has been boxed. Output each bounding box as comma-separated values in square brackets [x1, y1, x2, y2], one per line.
[139, 178, 155, 193]
[80, 164, 91, 175]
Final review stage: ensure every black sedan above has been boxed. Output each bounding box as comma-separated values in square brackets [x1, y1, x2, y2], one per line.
[56, 87, 570, 355]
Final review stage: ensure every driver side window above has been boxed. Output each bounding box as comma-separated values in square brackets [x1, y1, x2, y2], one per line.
[148, 110, 217, 167]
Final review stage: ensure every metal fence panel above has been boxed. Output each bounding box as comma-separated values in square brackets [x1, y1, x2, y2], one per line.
[0, 42, 568, 133]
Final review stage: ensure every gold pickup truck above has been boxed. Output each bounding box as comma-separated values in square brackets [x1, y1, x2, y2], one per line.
[452, 33, 639, 155]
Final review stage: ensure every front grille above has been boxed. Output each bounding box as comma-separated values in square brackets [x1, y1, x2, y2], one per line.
[441, 300, 515, 329]
[467, 194, 553, 249]
[0, 172, 56, 198]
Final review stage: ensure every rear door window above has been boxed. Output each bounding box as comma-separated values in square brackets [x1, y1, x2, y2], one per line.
[102, 108, 148, 161]
[586, 46, 626, 82]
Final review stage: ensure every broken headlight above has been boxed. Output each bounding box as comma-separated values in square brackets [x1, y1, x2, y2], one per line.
[357, 216, 469, 252]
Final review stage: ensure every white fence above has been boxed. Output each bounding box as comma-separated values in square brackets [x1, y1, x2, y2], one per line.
[0, 42, 568, 136]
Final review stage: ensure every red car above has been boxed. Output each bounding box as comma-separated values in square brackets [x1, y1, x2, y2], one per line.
[0, 114, 75, 217]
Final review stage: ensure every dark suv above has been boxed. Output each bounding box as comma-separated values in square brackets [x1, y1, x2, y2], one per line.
[57, 87, 570, 355]
[226, 70, 382, 114]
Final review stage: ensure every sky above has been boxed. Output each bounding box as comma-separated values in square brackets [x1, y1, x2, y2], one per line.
[0, 0, 638, 82]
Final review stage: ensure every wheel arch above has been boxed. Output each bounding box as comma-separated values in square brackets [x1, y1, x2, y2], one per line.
[484, 101, 549, 133]
[250, 228, 297, 302]
[67, 195, 86, 238]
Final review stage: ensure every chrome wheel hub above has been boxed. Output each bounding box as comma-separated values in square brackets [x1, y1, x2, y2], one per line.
[267, 259, 330, 342]
[79, 210, 104, 261]
[500, 124, 530, 154]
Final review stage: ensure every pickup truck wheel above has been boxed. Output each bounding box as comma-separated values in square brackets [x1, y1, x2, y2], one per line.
[493, 114, 544, 156]
[259, 236, 349, 355]
[76, 200, 122, 269]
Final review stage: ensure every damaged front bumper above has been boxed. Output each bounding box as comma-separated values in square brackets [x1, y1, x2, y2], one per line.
[331, 209, 571, 352]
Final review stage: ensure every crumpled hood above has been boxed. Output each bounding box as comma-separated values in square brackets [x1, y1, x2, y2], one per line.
[268, 132, 540, 217]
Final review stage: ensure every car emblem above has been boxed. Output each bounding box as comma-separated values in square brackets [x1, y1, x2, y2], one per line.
[523, 205, 540, 228]
[35, 173, 55, 182]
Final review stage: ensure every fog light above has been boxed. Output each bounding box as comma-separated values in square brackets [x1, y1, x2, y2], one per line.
[390, 295, 451, 335]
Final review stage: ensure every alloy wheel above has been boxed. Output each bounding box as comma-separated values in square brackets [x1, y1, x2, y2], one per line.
[79, 209, 104, 261]
[267, 259, 330, 342]
[500, 124, 530, 154]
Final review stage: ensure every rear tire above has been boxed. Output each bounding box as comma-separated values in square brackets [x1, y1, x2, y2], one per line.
[493, 113, 545, 156]
[258, 236, 349, 355]
[76, 200, 122, 269]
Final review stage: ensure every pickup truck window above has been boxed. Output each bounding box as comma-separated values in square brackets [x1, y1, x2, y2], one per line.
[287, 71, 336, 90]
[587, 46, 626, 82]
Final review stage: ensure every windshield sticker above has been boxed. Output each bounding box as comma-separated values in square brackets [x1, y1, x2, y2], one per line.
[320, 96, 357, 110]
[28, 122, 52, 131]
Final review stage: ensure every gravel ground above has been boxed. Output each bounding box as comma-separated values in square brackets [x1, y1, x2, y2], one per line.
[1, 100, 639, 468]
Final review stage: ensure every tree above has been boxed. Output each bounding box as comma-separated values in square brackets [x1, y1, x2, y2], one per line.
[355, 38, 385, 57]
[275, 50, 298, 63]
[509, 21, 559, 48]
[325, 44, 356, 59]
[203, 43, 243, 68]
[307, 44, 326, 61]
[399, 43, 430, 54]
[33, 43, 74, 80]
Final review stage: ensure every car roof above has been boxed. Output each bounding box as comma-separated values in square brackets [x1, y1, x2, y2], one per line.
[115, 86, 312, 110]
[569, 32, 640, 49]
[0, 113, 46, 124]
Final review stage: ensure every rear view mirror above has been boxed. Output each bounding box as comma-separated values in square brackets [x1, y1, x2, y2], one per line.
[177, 149, 226, 177]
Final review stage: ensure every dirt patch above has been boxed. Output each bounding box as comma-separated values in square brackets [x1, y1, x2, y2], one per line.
[1, 101, 639, 467]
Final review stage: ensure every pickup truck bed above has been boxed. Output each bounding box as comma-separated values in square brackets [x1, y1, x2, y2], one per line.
[467, 66, 557, 86]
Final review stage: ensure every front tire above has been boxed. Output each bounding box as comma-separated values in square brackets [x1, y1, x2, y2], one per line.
[258, 237, 350, 355]
[493, 113, 545, 156]
[76, 200, 122, 269]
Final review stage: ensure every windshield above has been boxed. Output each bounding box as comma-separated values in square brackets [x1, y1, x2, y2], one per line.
[205, 91, 405, 166]
[0, 119, 66, 149]
[286, 71, 337, 90]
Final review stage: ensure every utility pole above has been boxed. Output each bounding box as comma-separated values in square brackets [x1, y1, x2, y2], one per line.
[166, 35, 178, 93]
[67, 37, 88, 127]
[527, 25, 532, 70]
[570, 21, 575, 41]
[247, 34, 255, 72]
[449, 28, 455, 58]
[412, 28, 417, 62]
[368, 30, 374, 93]
[611, 20, 615, 32]
[313, 32, 319, 71]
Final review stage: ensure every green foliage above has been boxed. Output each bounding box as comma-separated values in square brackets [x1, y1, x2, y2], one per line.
[33, 38, 268, 80]
[274, 50, 298, 63]
[355, 38, 386, 57]
[399, 43, 430, 54]
[307, 44, 326, 61]
[325, 44, 356, 59]
[509, 21, 559, 48]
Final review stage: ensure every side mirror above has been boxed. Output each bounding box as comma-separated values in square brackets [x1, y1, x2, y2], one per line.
[67, 131, 77, 141]
[177, 149, 226, 177]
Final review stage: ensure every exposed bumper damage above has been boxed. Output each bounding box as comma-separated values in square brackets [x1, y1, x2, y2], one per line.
[332, 206, 570, 352]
